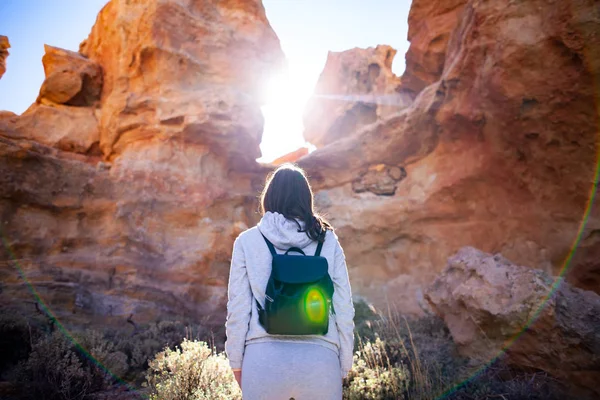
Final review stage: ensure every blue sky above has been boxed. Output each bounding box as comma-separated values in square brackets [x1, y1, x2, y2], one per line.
[0, 0, 412, 161]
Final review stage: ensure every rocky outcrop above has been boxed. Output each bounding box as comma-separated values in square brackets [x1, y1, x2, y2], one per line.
[79, 0, 283, 165]
[0, 0, 282, 328]
[303, 45, 409, 147]
[425, 247, 600, 396]
[401, 0, 467, 97]
[271, 146, 309, 165]
[300, 0, 600, 313]
[38, 45, 103, 107]
[12, 104, 100, 153]
[1, 45, 105, 155]
[0, 36, 9, 80]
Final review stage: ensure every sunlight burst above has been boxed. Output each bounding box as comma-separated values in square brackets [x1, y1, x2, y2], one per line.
[259, 70, 315, 163]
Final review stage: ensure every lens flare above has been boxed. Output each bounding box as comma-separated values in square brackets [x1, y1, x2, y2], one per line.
[0, 234, 147, 399]
[304, 287, 327, 324]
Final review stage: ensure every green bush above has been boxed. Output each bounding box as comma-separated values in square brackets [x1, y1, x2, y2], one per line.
[144, 339, 241, 400]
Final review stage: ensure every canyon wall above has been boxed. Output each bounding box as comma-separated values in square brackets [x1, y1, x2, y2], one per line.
[1, 0, 599, 329]
[0, 0, 282, 328]
[300, 0, 600, 313]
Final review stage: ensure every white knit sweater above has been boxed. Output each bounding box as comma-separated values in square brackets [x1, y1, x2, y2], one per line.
[225, 211, 355, 377]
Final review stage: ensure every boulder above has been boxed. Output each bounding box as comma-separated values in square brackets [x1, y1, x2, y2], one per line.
[425, 247, 600, 396]
[37, 45, 103, 106]
[14, 104, 100, 153]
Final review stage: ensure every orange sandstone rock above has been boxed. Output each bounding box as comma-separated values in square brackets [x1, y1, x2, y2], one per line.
[14, 104, 100, 153]
[303, 45, 408, 147]
[401, 0, 468, 97]
[80, 0, 284, 165]
[0, 0, 282, 328]
[300, 0, 600, 314]
[37, 45, 103, 106]
[271, 147, 309, 165]
[0, 36, 9, 80]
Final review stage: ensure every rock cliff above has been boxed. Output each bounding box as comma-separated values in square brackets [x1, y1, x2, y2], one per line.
[1, 0, 599, 331]
[0, 0, 282, 328]
[300, 0, 600, 313]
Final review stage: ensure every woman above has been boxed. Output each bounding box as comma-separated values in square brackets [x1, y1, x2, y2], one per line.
[225, 163, 355, 400]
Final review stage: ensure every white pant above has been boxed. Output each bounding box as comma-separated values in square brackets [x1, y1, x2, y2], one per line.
[241, 341, 343, 400]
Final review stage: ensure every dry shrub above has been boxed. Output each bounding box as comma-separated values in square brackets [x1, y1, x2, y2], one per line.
[344, 310, 450, 400]
[348, 300, 579, 400]
[0, 309, 50, 378]
[0, 313, 34, 377]
[75, 329, 130, 379]
[144, 339, 241, 400]
[15, 331, 107, 400]
[113, 320, 215, 376]
[345, 337, 409, 399]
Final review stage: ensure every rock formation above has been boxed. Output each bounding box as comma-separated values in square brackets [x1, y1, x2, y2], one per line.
[0, 0, 282, 328]
[0, 36, 9, 80]
[300, 0, 600, 313]
[79, 0, 282, 166]
[1, 0, 599, 332]
[303, 45, 409, 147]
[425, 247, 600, 396]
[37, 45, 103, 107]
[271, 146, 309, 165]
[401, 0, 467, 96]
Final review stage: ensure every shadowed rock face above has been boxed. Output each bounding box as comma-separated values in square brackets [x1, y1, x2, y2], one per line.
[0, 36, 9, 80]
[425, 247, 600, 397]
[300, 0, 600, 313]
[0, 0, 282, 328]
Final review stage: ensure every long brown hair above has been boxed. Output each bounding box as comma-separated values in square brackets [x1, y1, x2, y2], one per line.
[260, 163, 332, 242]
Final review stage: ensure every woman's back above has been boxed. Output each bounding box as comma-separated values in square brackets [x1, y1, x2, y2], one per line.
[225, 164, 355, 400]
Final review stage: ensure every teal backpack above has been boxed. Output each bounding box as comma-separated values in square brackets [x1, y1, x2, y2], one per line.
[256, 234, 335, 335]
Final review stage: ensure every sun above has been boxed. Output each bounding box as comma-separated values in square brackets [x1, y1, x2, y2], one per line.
[258, 70, 315, 163]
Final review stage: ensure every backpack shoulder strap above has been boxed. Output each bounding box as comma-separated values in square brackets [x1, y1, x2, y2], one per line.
[261, 233, 277, 256]
[315, 238, 324, 256]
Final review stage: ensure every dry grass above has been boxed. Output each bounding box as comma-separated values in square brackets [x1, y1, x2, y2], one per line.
[345, 300, 579, 400]
[345, 304, 451, 400]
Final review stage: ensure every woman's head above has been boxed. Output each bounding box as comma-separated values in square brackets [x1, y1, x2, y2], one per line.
[260, 163, 331, 242]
